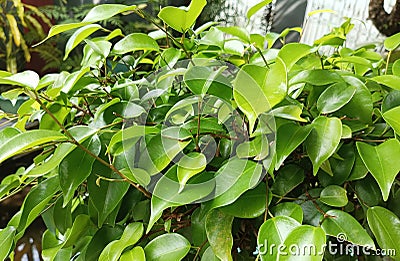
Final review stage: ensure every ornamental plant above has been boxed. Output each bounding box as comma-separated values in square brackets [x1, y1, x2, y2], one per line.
[0, 0, 400, 260]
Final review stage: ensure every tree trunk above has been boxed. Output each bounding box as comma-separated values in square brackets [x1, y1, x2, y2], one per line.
[369, 0, 400, 36]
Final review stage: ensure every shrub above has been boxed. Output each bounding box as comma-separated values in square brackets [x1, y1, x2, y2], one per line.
[0, 1, 399, 260]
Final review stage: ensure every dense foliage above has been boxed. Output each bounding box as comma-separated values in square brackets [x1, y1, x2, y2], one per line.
[0, 0, 400, 260]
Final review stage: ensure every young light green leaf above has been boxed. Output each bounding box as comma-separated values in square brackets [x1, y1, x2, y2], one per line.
[384, 31, 400, 51]
[206, 209, 234, 261]
[321, 209, 375, 248]
[371, 75, 400, 90]
[356, 139, 400, 201]
[257, 216, 301, 261]
[317, 82, 356, 113]
[177, 152, 207, 193]
[0, 226, 16, 260]
[0, 130, 67, 165]
[247, 0, 272, 20]
[367, 206, 400, 259]
[279, 225, 326, 261]
[0, 70, 39, 89]
[271, 105, 307, 122]
[278, 43, 312, 71]
[158, 0, 207, 33]
[64, 24, 103, 60]
[305, 116, 342, 175]
[144, 233, 191, 261]
[120, 246, 146, 261]
[112, 33, 159, 55]
[319, 185, 348, 207]
[99, 223, 143, 261]
[217, 26, 250, 43]
[383, 106, 400, 135]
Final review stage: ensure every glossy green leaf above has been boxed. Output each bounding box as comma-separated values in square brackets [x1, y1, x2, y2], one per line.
[99, 222, 143, 261]
[159, 48, 181, 68]
[60, 135, 101, 206]
[217, 26, 250, 43]
[383, 106, 400, 135]
[63, 214, 92, 248]
[384, 31, 400, 50]
[17, 175, 60, 233]
[279, 225, 326, 261]
[120, 246, 146, 261]
[367, 206, 400, 259]
[290, 69, 343, 86]
[321, 209, 375, 248]
[224, 39, 245, 56]
[270, 202, 303, 223]
[88, 161, 130, 227]
[201, 160, 263, 214]
[220, 183, 268, 218]
[206, 209, 234, 261]
[257, 216, 301, 261]
[275, 123, 313, 169]
[85, 39, 112, 59]
[112, 33, 159, 54]
[0, 70, 39, 89]
[305, 116, 342, 175]
[158, 0, 207, 33]
[138, 127, 192, 175]
[356, 139, 400, 201]
[36, 4, 137, 44]
[317, 82, 356, 113]
[0, 226, 16, 260]
[278, 43, 312, 71]
[64, 24, 103, 60]
[177, 152, 207, 192]
[85, 225, 124, 261]
[271, 164, 304, 196]
[319, 185, 348, 207]
[271, 105, 307, 122]
[371, 75, 400, 90]
[144, 233, 191, 261]
[247, 0, 272, 19]
[201, 246, 219, 261]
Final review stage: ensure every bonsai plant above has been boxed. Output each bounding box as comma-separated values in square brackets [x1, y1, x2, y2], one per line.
[0, 0, 399, 260]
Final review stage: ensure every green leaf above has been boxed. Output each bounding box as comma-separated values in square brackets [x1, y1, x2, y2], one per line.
[0, 70, 39, 89]
[99, 222, 143, 261]
[60, 135, 101, 206]
[275, 123, 313, 169]
[120, 246, 146, 261]
[17, 175, 60, 233]
[177, 152, 207, 192]
[317, 82, 356, 113]
[257, 216, 301, 261]
[319, 185, 348, 207]
[64, 24, 103, 60]
[159, 48, 181, 68]
[220, 183, 268, 218]
[158, 0, 207, 33]
[205, 209, 234, 261]
[217, 26, 250, 43]
[279, 225, 326, 260]
[321, 209, 375, 248]
[88, 161, 130, 227]
[84, 225, 124, 261]
[271, 164, 304, 197]
[271, 105, 307, 122]
[270, 202, 303, 223]
[0, 226, 16, 260]
[305, 116, 342, 175]
[356, 139, 400, 201]
[27, 126, 97, 176]
[290, 69, 343, 86]
[247, 0, 272, 20]
[36, 4, 137, 45]
[383, 106, 400, 135]
[201, 246, 219, 261]
[384, 31, 400, 50]
[138, 127, 192, 175]
[112, 33, 159, 55]
[371, 75, 400, 90]
[367, 206, 400, 259]
[278, 43, 312, 71]
[201, 160, 263, 214]
[144, 233, 191, 261]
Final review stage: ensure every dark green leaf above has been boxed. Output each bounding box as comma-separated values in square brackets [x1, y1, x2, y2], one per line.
[319, 185, 348, 207]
